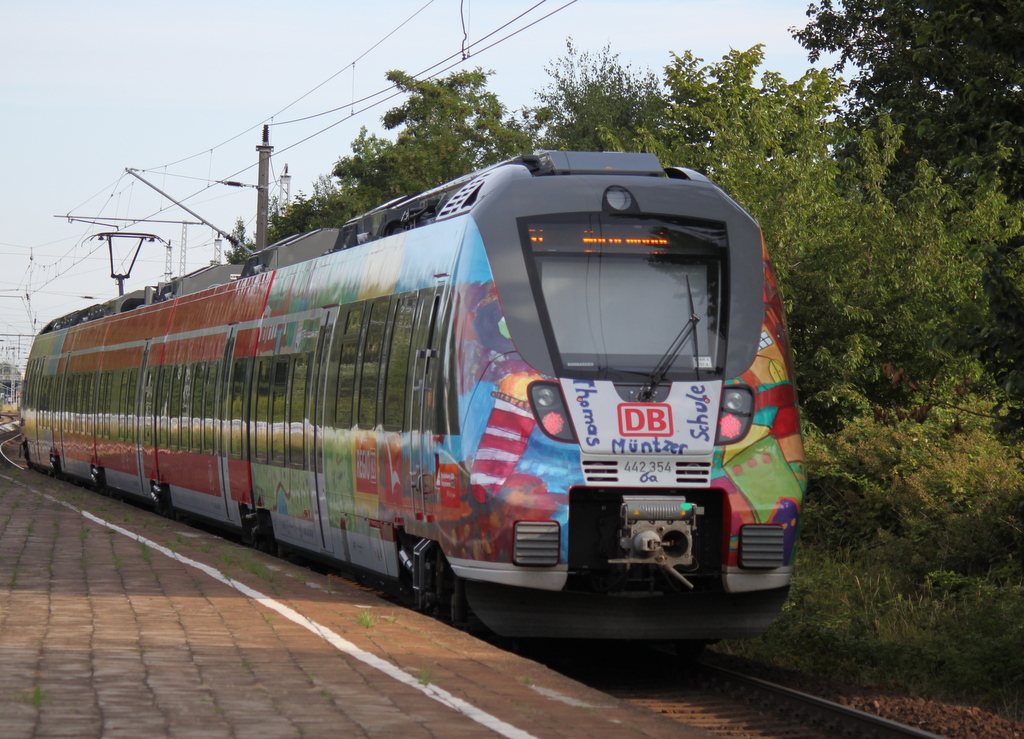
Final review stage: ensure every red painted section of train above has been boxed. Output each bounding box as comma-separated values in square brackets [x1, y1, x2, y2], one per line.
[54, 271, 275, 506]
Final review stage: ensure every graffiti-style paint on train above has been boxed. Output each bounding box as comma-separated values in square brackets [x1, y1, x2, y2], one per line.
[21, 151, 804, 641]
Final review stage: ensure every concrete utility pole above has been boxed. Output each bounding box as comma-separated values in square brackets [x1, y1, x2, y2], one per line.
[255, 125, 273, 252]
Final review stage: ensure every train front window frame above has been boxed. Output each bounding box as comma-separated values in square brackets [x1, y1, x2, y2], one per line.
[519, 212, 728, 382]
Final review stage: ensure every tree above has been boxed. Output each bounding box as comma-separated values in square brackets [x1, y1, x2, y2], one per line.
[635, 47, 1021, 430]
[224, 218, 255, 265]
[267, 175, 353, 245]
[795, 1, 1024, 429]
[331, 68, 532, 213]
[527, 40, 666, 151]
[794, 0, 1024, 198]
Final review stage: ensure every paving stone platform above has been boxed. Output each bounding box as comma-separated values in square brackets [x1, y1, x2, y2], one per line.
[0, 468, 713, 739]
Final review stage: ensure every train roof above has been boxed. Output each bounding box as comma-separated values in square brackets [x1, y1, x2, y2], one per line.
[38, 151, 714, 336]
[332, 150, 710, 251]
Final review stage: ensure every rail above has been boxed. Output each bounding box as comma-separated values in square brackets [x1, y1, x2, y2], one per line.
[698, 664, 945, 739]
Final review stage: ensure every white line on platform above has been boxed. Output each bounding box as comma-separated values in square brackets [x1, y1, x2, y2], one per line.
[0, 474, 539, 739]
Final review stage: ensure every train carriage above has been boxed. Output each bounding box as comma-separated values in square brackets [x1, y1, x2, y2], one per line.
[22, 150, 805, 642]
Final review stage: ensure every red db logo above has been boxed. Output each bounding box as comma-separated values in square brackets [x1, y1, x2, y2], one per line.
[617, 404, 674, 437]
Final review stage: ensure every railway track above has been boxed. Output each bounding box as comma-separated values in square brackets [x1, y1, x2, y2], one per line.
[623, 663, 945, 739]
[517, 640, 946, 739]
[0, 415, 23, 470]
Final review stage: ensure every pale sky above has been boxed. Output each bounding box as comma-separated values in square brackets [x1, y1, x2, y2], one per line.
[0, 0, 836, 367]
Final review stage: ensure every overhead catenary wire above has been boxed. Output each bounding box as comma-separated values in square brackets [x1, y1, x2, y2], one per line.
[132, 0, 574, 215]
[40, 1, 577, 309]
[150, 0, 441, 173]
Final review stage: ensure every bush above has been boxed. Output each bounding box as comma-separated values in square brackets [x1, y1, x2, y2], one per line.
[719, 547, 1024, 715]
[719, 415, 1024, 716]
[803, 414, 1024, 583]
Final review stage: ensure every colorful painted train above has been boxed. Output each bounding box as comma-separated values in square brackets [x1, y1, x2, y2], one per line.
[21, 151, 804, 641]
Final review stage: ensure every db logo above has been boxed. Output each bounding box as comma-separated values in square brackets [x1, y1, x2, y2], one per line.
[618, 404, 674, 437]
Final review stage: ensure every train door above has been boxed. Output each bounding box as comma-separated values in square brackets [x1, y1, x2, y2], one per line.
[135, 341, 155, 492]
[309, 306, 340, 553]
[54, 360, 69, 471]
[409, 279, 448, 519]
[216, 327, 240, 524]
[218, 329, 251, 524]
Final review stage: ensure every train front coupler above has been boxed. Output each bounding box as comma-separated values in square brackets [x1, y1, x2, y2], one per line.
[607, 495, 703, 589]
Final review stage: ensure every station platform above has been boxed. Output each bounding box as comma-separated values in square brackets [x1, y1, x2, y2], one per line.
[0, 468, 713, 739]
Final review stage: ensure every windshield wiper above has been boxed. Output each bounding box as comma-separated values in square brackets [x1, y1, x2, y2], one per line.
[637, 275, 700, 402]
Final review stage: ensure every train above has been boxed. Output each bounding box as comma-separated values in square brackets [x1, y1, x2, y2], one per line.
[21, 150, 805, 642]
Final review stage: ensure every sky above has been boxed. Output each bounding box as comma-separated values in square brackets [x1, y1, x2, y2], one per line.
[0, 0, 838, 372]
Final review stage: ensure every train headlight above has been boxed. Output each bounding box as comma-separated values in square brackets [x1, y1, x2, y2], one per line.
[716, 385, 754, 445]
[533, 385, 558, 408]
[528, 381, 577, 443]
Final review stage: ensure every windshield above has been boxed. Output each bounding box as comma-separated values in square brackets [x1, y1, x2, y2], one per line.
[521, 213, 726, 381]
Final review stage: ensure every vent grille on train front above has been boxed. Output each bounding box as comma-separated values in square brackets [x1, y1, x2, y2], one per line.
[513, 521, 560, 567]
[580, 459, 713, 487]
[436, 174, 491, 220]
[738, 525, 786, 568]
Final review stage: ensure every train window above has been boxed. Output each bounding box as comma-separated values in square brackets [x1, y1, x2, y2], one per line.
[270, 357, 289, 466]
[521, 213, 726, 382]
[67, 373, 76, 432]
[253, 358, 272, 464]
[143, 367, 156, 447]
[100, 371, 112, 440]
[229, 358, 250, 460]
[115, 370, 126, 441]
[202, 361, 218, 455]
[288, 354, 309, 469]
[171, 365, 184, 449]
[177, 365, 191, 451]
[358, 299, 389, 429]
[128, 368, 138, 441]
[65, 374, 75, 432]
[190, 363, 202, 452]
[108, 370, 117, 439]
[156, 367, 168, 448]
[121, 369, 129, 441]
[329, 305, 363, 430]
[112, 370, 121, 440]
[336, 341, 358, 428]
[83, 373, 95, 437]
[345, 308, 363, 335]
[74, 373, 82, 433]
[383, 296, 416, 430]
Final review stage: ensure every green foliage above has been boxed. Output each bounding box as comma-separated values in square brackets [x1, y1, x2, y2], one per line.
[331, 68, 531, 213]
[795, 2, 1024, 428]
[269, 68, 531, 245]
[805, 415, 1024, 581]
[527, 39, 666, 151]
[650, 46, 844, 282]
[719, 546, 1024, 714]
[795, 0, 1024, 199]
[630, 46, 1015, 425]
[267, 175, 353, 246]
[631, 47, 1024, 429]
[224, 218, 255, 265]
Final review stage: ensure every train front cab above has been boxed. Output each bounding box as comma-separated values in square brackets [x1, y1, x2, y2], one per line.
[440, 153, 805, 640]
